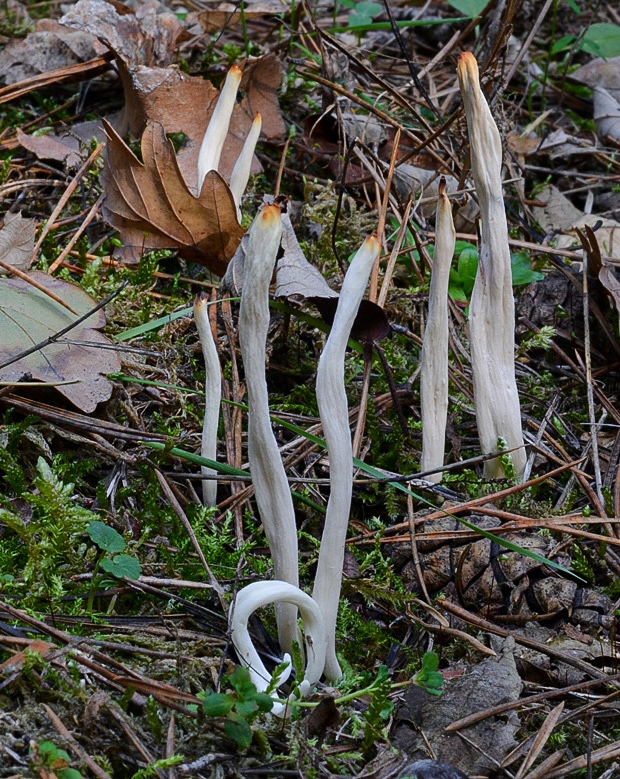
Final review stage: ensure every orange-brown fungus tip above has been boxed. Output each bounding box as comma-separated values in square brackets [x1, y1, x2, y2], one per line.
[229, 64, 243, 78]
[457, 51, 478, 81]
[438, 176, 447, 196]
[261, 203, 282, 223]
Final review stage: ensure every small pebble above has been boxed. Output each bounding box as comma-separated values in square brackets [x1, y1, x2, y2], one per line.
[397, 759, 470, 779]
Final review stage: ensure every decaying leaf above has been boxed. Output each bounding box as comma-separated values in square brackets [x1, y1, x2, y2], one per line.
[276, 212, 338, 299]
[112, 55, 284, 190]
[571, 56, 620, 101]
[198, 0, 288, 33]
[223, 206, 339, 298]
[102, 119, 244, 270]
[0, 212, 36, 271]
[0, 271, 121, 413]
[0, 19, 104, 85]
[60, 0, 185, 70]
[593, 86, 620, 144]
[60, 0, 285, 183]
[16, 120, 105, 168]
[532, 185, 620, 258]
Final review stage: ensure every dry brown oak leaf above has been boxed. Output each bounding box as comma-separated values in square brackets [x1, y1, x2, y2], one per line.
[59, 1, 286, 183]
[102, 119, 244, 272]
[0, 271, 120, 413]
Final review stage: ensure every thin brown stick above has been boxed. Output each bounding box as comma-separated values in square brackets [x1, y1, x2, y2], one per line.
[31, 142, 104, 265]
[154, 468, 226, 605]
[43, 704, 113, 779]
[437, 599, 620, 686]
[446, 672, 620, 733]
[48, 193, 105, 273]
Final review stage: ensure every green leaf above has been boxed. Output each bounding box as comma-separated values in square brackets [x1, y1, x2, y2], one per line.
[510, 252, 544, 286]
[456, 247, 478, 298]
[235, 699, 259, 718]
[448, 279, 468, 303]
[581, 23, 620, 58]
[38, 742, 70, 762]
[349, 0, 382, 25]
[254, 692, 275, 713]
[58, 770, 83, 779]
[101, 554, 142, 579]
[229, 666, 258, 699]
[354, 0, 382, 13]
[550, 34, 576, 54]
[202, 692, 235, 717]
[115, 305, 192, 341]
[454, 239, 477, 254]
[88, 520, 125, 553]
[446, 0, 488, 16]
[224, 714, 253, 749]
[414, 651, 444, 696]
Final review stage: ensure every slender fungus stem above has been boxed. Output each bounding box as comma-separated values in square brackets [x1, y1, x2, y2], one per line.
[313, 234, 381, 681]
[229, 580, 327, 717]
[238, 204, 300, 654]
[230, 112, 262, 220]
[197, 65, 243, 192]
[457, 52, 526, 480]
[420, 178, 455, 483]
[194, 292, 221, 507]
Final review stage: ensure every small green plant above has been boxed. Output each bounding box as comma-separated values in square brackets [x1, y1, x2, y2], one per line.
[517, 325, 556, 357]
[87, 521, 142, 580]
[130, 755, 184, 779]
[448, 242, 544, 304]
[413, 651, 444, 696]
[359, 665, 394, 752]
[497, 436, 517, 481]
[30, 740, 83, 779]
[0, 458, 97, 604]
[571, 544, 594, 585]
[337, 0, 383, 28]
[200, 666, 275, 749]
[551, 21, 620, 58]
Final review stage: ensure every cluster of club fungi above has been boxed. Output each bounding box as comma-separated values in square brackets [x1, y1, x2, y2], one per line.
[190, 52, 526, 713]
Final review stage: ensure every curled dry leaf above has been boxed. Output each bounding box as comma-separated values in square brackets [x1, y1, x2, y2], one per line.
[102, 119, 244, 271]
[16, 120, 105, 168]
[60, 0, 185, 70]
[532, 185, 620, 258]
[223, 206, 336, 297]
[60, 1, 285, 184]
[223, 206, 390, 342]
[0, 212, 37, 271]
[198, 0, 288, 33]
[0, 19, 104, 86]
[0, 271, 120, 413]
[593, 86, 620, 144]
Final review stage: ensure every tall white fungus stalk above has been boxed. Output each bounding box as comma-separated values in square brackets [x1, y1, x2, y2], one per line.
[457, 52, 526, 480]
[194, 293, 222, 507]
[313, 235, 381, 680]
[420, 179, 455, 483]
[238, 204, 299, 654]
